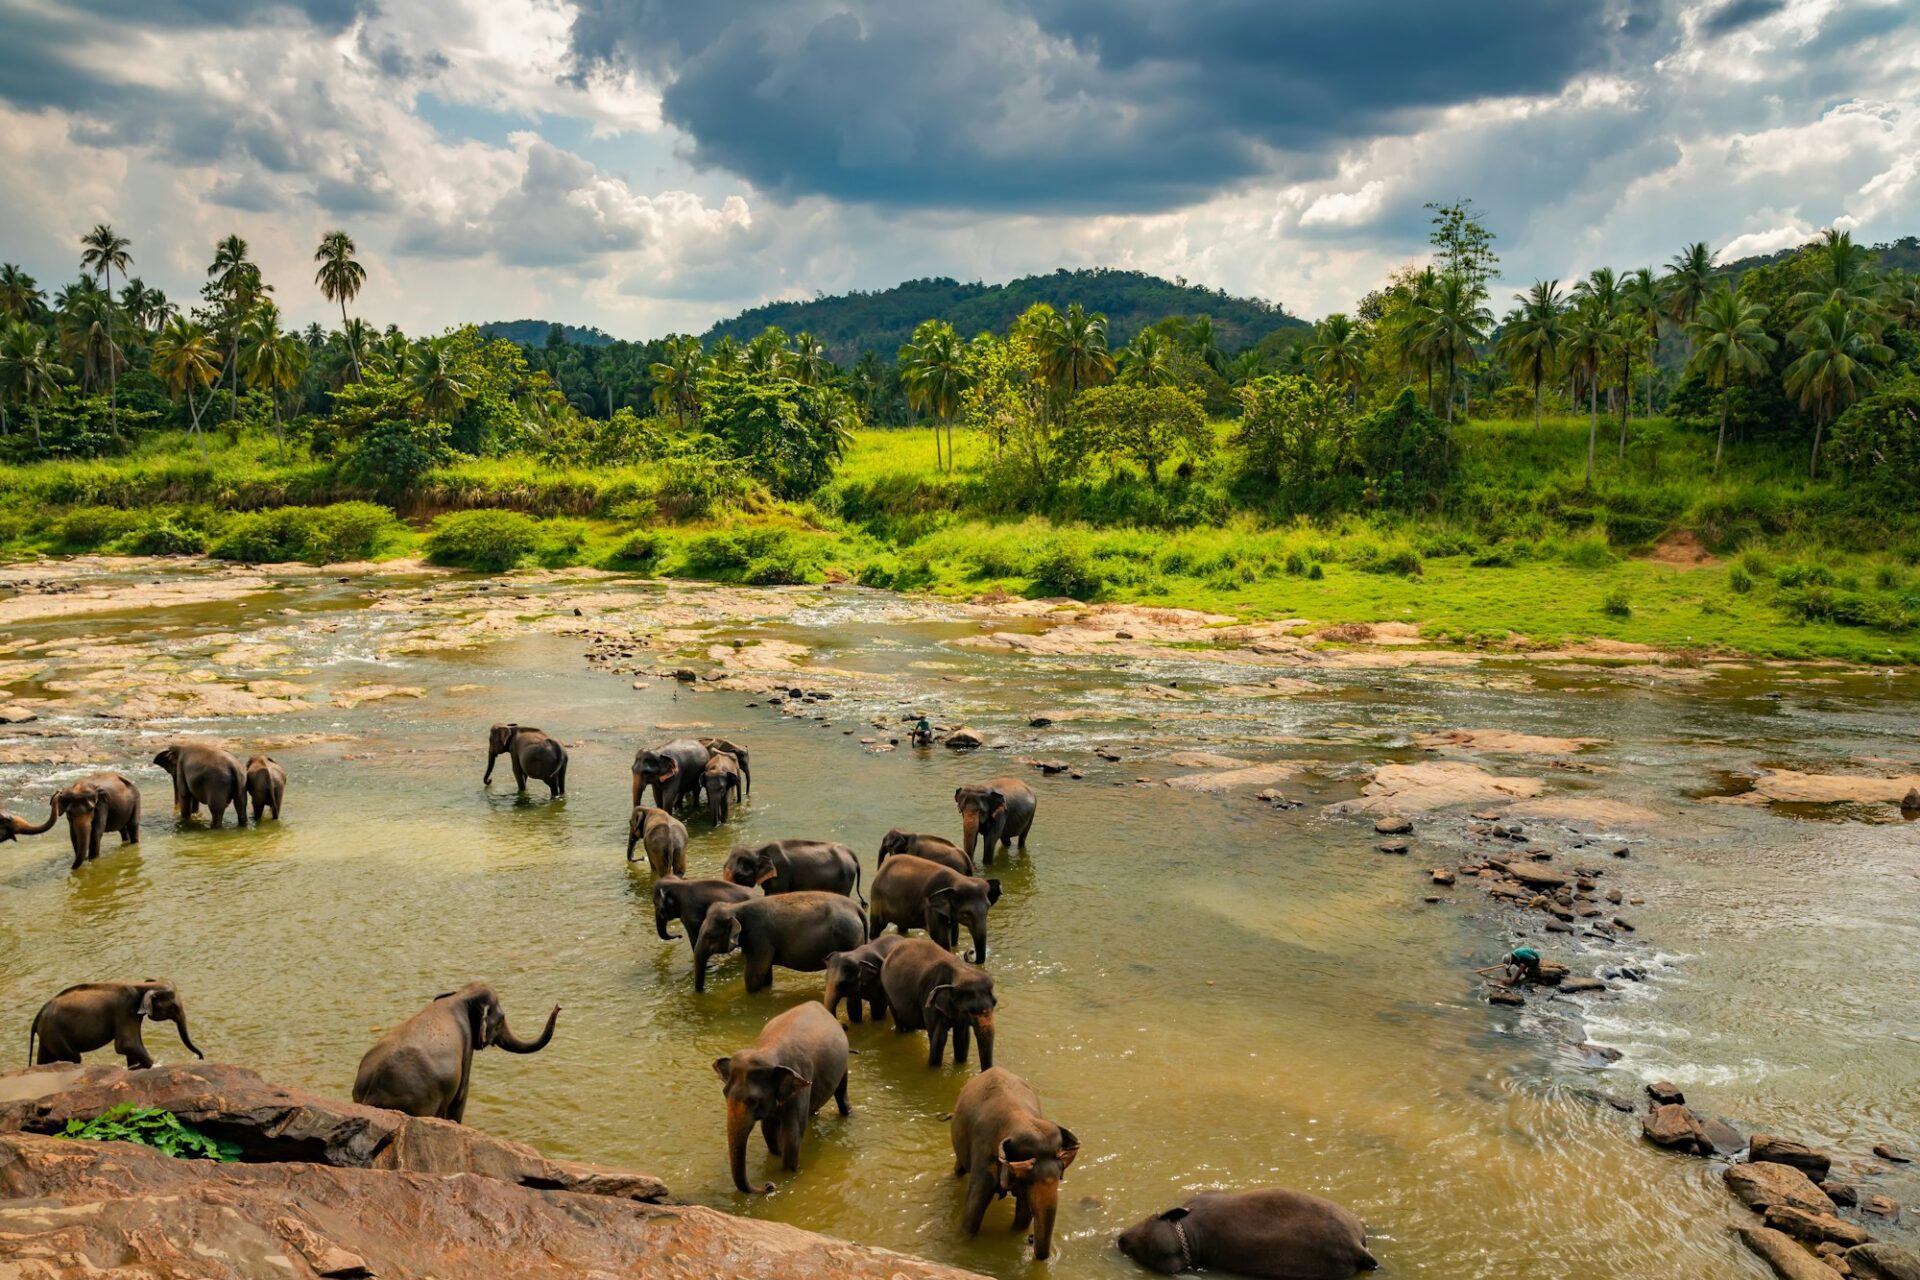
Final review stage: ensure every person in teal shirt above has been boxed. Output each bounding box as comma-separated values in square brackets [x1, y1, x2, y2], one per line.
[1502, 947, 1543, 985]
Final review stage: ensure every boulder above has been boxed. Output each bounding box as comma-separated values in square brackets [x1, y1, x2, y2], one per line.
[1874, 1143, 1913, 1164]
[1488, 989, 1526, 1007]
[1824, 1183, 1860, 1208]
[1698, 1115, 1747, 1157]
[944, 727, 986, 750]
[1863, 1195, 1899, 1221]
[1764, 1204, 1874, 1249]
[1508, 864, 1568, 889]
[1643, 1103, 1706, 1153]
[1375, 839, 1409, 854]
[1374, 815, 1414, 835]
[1738, 1226, 1847, 1280]
[1647, 1080, 1685, 1105]
[1559, 977, 1609, 994]
[1753, 1136, 1835, 1182]
[0, 1131, 982, 1280]
[1903, 788, 1920, 813]
[1847, 1243, 1920, 1280]
[1726, 1162, 1839, 1216]
[1431, 868, 1456, 885]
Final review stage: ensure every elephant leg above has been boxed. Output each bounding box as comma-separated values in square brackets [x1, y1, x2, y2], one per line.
[867, 909, 883, 941]
[780, 1104, 805, 1172]
[834, 1070, 850, 1117]
[89, 822, 103, 861]
[551, 761, 566, 798]
[116, 1032, 153, 1071]
[512, 759, 528, 794]
[847, 1001, 864, 1025]
[1012, 1187, 1034, 1231]
[962, 1171, 997, 1236]
[745, 955, 772, 994]
[953, 1021, 972, 1064]
[673, 847, 686, 876]
[208, 788, 225, 829]
[928, 1018, 950, 1068]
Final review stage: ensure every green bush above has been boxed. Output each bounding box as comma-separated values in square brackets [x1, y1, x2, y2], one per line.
[606, 529, 663, 570]
[423, 510, 541, 571]
[1029, 536, 1103, 599]
[212, 503, 397, 564]
[1562, 535, 1615, 569]
[1349, 541, 1422, 576]
[1729, 565, 1754, 594]
[122, 514, 209, 556]
[1601, 586, 1632, 617]
[683, 526, 823, 583]
[52, 507, 143, 551]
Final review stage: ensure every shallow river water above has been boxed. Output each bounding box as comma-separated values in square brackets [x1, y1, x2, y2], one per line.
[2, 561, 1917, 1279]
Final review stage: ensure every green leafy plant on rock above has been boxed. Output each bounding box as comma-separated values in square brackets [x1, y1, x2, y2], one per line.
[59, 1104, 240, 1162]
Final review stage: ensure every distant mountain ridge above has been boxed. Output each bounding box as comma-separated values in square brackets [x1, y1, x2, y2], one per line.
[478, 319, 615, 347]
[698, 267, 1306, 361]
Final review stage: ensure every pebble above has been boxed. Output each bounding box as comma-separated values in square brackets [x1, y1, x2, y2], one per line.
[1488, 990, 1525, 1007]
[1874, 1144, 1912, 1163]
[1028, 716, 1053, 728]
[1431, 869, 1456, 885]
[1611, 845, 1631, 858]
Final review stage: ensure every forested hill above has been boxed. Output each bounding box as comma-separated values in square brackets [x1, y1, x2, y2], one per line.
[478, 319, 615, 347]
[698, 268, 1307, 360]
[1720, 235, 1920, 282]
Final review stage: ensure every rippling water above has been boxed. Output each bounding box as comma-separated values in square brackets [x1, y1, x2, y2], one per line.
[2, 564, 1917, 1278]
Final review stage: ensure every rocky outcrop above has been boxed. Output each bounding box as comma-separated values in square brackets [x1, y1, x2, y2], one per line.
[1727, 1161, 1839, 1216]
[1738, 1225, 1844, 1280]
[0, 1131, 984, 1280]
[1848, 1243, 1920, 1280]
[1752, 1136, 1835, 1182]
[1763, 1204, 1872, 1249]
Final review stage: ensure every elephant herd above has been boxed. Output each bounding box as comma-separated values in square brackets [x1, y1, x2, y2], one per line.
[8, 718, 1378, 1278]
[0, 739, 284, 870]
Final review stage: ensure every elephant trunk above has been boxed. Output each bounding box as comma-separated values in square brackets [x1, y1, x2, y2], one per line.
[14, 802, 58, 838]
[727, 1099, 771, 1193]
[974, 1013, 995, 1070]
[655, 908, 679, 941]
[1029, 1177, 1062, 1261]
[970, 920, 988, 966]
[960, 809, 979, 858]
[172, 1012, 204, 1059]
[626, 828, 640, 862]
[494, 1005, 559, 1054]
[66, 811, 93, 863]
[483, 747, 500, 786]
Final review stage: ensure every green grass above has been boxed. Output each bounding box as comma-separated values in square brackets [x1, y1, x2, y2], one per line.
[2, 418, 1916, 663]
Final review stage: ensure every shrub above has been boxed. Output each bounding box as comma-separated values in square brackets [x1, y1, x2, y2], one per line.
[423, 510, 541, 571]
[1349, 541, 1422, 576]
[1562, 535, 1615, 569]
[122, 514, 209, 556]
[53, 507, 143, 551]
[1827, 376, 1920, 492]
[1729, 566, 1754, 594]
[1029, 536, 1103, 599]
[606, 530, 663, 570]
[1353, 389, 1454, 508]
[1601, 586, 1632, 617]
[212, 503, 397, 564]
[683, 526, 823, 583]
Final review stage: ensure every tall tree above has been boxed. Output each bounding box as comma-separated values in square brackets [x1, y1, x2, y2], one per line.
[1620, 267, 1662, 419]
[1783, 298, 1891, 479]
[1662, 241, 1716, 349]
[151, 315, 221, 460]
[78, 224, 132, 432]
[0, 264, 44, 322]
[1682, 284, 1775, 477]
[1416, 274, 1489, 422]
[1180, 314, 1225, 375]
[208, 235, 268, 428]
[1498, 280, 1566, 429]
[1306, 313, 1367, 403]
[1561, 298, 1615, 487]
[0, 321, 70, 446]
[1037, 303, 1115, 399]
[240, 301, 305, 452]
[56, 280, 119, 400]
[648, 334, 703, 428]
[1425, 199, 1500, 300]
[1789, 228, 1881, 320]
[408, 337, 473, 420]
[1119, 328, 1177, 387]
[313, 230, 367, 379]
[897, 319, 970, 472]
[789, 330, 831, 386]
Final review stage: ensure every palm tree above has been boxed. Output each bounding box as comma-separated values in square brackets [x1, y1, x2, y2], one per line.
[1499, 280, 1566, 429]
[57, 281, 119, 399]
[897, 319, 970, 472]
[1119, 328, 1177, 387]
[648, 334, 703, 428]
[1224, 349, 1266, 388]
[1037, 303, 1115, 398]
[1682, 284, 1776, 477]
[1783, 299, 1892, 479]
[1306, 313, 1367, 403]
[744, 327, 788, 377]
[240, 302, 305, 451]
[1561, 298, 1616, 487]
[151, 315, 222, 459]
[208, 235, 268, 427]
[340, 318, 373, 379]
[789, 331, 831, 387]
[850, 349, 885, 416]
[1620, 267, 1663, 419]
[0, 264, 44, 322]
[1610, 311, 1654, 461]
[1662, 241, 1716, 338]
[79, 224, 131, 432]
[708, 334, 743, 374]
[1790, 228, 1881, 320]
[408, 338, 472, 419]
[1416, 274, 1489, 421]
[0, 321, 70, 446]
[314, 230, 367, 379]
[1181, 315, 1225, 376]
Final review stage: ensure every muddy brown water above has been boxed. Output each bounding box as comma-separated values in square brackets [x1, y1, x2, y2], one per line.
[2, 562, 1918, 1278]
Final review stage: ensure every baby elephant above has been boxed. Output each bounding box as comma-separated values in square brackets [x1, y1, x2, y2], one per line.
[1118, 1188, 1378, 1278]
[877, 828, 974, 875]
[722, 839, 862, 899]
[701, 751, 743, 823]
[880, 936, 997, 1068]
[628, 805, 688, 877]
[952, 1066, 1080, 1262]
[714, 1001, 849, 1194]
[821, 934, 907, 1024]
[353, 983, 559, 1121]
[484, 724, 568, 798]
[653, 875, 754, 952]
[30, 980, 204, 1069]
[868, 854, 1001, 963]
[244, 755, 286, 823]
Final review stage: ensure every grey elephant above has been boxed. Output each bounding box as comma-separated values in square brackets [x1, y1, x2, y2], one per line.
[1117, 1187, 1379, 1277]
[653, 875, 755, 952]
[868, 854, 1001, 963]
[244, 755, 286, 823]
[153, 741, 247, 828]
[628, 805, 689, 876]
[878, 828, 974, 875]
[697, 737, 752, 797]
[714, 1001, 849, 1194]
[955, 777, 1037, 866]
[701, 751, 743, 824]
[722, 839, 862, 899]
[29, 980, 203, 1069]
[352, 983, 560, 1121]
[484, 724, 567, 797]
[3, 773, 141, 869]
[821, 934, 907, 1024]
[631, 738, 711, 813]
[879, 936, 997, 1069]
[952, 1066, 1080, 1262]
[692, 892, 867, 994]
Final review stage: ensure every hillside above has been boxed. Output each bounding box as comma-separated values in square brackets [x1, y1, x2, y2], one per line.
[1718, 235, 1920, 282]
[698, 268, 1306, 360]
[477, 319, 616, 347]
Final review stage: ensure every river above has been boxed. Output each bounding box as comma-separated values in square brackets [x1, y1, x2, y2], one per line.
[1, 559, 1916, 1278]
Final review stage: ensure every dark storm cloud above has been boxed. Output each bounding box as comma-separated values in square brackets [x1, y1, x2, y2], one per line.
[1699, 0, 1786, 37]
[567, 0, 1681, 211]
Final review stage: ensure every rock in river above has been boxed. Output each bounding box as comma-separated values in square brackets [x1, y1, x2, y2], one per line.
[1726, 1161, 1839, 1216]
[944, 727, 986, 750]
[1374, 815, 1414, 835]
[1848, 1243, 1920, 1280]
[1507, 864, 1568, 890]
[1763, 1203, 1873, 1249]
[1643, 1103, 1707, 1153]
[1647, 1080, 1686, 1105]
[1752, 1136, 1835, 1182]
[1738, 1225, 1848, 1280]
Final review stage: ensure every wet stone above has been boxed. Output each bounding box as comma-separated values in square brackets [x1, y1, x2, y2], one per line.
[1374, 815, 1414, 835]
[1648, 1081, 1686, 1105]
[1874, 1144, 1912, 1164]
[1376, 840, 1409, 855]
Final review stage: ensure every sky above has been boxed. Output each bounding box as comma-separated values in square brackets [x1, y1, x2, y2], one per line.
[2, 0, 1917, 341]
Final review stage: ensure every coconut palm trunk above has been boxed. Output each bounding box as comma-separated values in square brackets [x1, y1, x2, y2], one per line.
[1585, 380, 1598, 488]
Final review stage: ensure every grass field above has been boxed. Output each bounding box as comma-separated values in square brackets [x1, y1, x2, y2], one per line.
[1, 416, 1915, 662]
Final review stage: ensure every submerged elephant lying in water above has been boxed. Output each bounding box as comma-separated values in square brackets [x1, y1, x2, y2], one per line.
[29, 980, 203, 1069]
[353, 983, 560, 1121]
[1117, 1187, 1378, 1278]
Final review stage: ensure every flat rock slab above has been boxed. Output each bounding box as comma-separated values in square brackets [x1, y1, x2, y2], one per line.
[1739, 1225, 1846, 1280]
[1415, 728, 1605, 754]
[1728, 1161, 1839, 1216]
[0, 1132, 984, 1280]
[1753, 1135, 1834, 1181]
[1848, 1243, 1920, 1280]
[1325, 761, 1545, 817]
[1164, 761, 1301, 793]
[1715, 768, 1920, 807]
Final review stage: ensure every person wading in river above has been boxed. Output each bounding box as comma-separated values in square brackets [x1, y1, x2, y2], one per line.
[1500, 947, 1543, 987]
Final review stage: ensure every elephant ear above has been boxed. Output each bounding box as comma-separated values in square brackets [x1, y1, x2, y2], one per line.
[987, 789, 1006, 819]
[1056, 1127, 1080, 1168]
[725, 915, 745, 952]
[985, 879, 1003, 905]
[997, 1139, 1036, 1189]
[1157, 1206, 1191, 1223]
[711, 1056, 733, 1085]
[471, 993, 501, 1048]
[137, 988, 158, 1018]
[773, 1065, 811, 1100]
[50, 792, 65, 817]
[924, 983, 957, 1019]
[753, 855, 779, 887]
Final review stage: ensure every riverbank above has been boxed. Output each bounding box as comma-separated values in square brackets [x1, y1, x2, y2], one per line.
[1, 419, 1916, 664]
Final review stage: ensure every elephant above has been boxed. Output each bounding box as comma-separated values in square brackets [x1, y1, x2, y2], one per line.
[722, 839, 862, 899]
[955, 777, 1037, 866]
[821, 934, 907, 1024]
[3, 774, 141, 870]
[352, 983, 560, 1122]
[484, 724, 567, 798]
[868, 855, 1001, 964]
[631, 738, 711, 813]
[697, 737, 751, 797]
[1117, 1188, 1379, 1278]
[714, 1001, 849, 1194]
[153, 741, 247, 828]
[692, 892, 867, 994]
[951, 1066, 1080, 1262]
[627, 806, 689, 877]
[244, 755, 286, 823]
[700, 751, 743, 824]
[877, 828, 974, 876]
[879, 936, 997, 1069]
[29, 980, 203, 1069]
[653, 875, 755, 953]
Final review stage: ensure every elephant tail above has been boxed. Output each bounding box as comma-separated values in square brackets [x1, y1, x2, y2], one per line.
[27, 1013, 37, 1067]
[852, 854, 866, 910]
